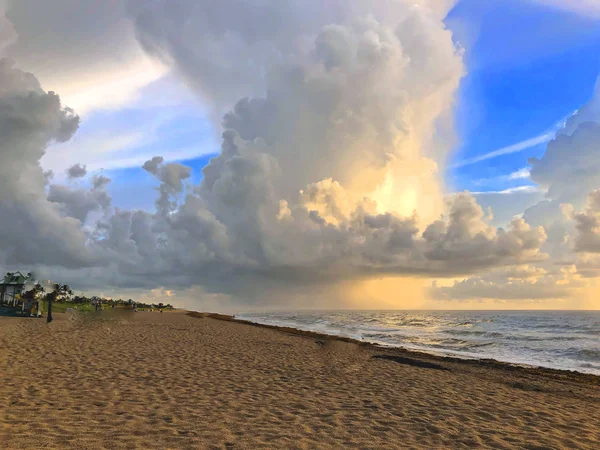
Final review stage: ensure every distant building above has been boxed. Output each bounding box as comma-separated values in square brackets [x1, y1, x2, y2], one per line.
[0, 272, 28, 306]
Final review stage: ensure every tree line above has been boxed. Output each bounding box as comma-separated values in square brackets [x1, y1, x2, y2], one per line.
[15, 275, 173, 323]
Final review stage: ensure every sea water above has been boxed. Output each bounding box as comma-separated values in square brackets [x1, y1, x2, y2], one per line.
[237, 311, 600, 375]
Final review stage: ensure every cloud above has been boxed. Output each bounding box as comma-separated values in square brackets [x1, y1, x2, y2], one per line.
[473, 189, 546, 229]
[122, 2, 543, 288]
[1, 3, 211, 180]
[509, 168, 531, 180]
[529, 122, 600, 203]
[47, 177, 112, 224]
[3, 0, 166, 114]
[0, 1, 16, 55]
[419, 193, 546, 270]
[520, 83, 600, 235]
[142, 157, 191, 214]
[0, 58, 97, 268]
[89, 163, 547, 292]
[521, 116, 600, 260]
[0, 0, 552, 308]
[573, 253, 600, 279]
[441, 80, 600, 305]
[130, 1, 467, 223]
[572, 189, 600, 253]
[128, 0, 458, 119]
[66, 163, 87, 180]
[430, 264, 584, 301]
[141, 156, 163, 175]
[92, 175, 111, 190]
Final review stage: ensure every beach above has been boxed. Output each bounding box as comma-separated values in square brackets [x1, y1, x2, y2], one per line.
[1, 311, 599, 449]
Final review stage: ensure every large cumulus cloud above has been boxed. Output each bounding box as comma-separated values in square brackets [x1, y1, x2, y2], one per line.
[128, 0, 458, 117]
[0, 1, 550, 306]
[85, 156, 546, 298]
[130, 0, 464, 218]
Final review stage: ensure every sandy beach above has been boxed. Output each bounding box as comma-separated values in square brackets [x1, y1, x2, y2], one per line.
[1, 311, 599, 449]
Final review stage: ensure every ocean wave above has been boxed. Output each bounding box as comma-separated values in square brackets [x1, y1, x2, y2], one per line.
[571, 348, 600, 362]
[579, 363, 600, 370]
[464, 341, 496, 349]
[445, 330, 504, 338]
[448, 321, 475, 327]
[362, 332, 408, 341]
[403, 337, 497, 351]
[503, 335, 583, 342]
[399, 321, 429, 327]
[577, 328, 600, 335]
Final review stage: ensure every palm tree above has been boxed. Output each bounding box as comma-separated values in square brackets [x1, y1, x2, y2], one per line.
[46, 283, 73, 323]
[31, 283, 45, 299]
[22, 283, 45, 317]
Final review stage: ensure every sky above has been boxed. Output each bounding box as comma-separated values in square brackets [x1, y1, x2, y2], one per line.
[1, 0, 600, 311]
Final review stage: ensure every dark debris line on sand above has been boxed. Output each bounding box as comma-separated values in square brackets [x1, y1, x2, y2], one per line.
[371, 355, 450, 371]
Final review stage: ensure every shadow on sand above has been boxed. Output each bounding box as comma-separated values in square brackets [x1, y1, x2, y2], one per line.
[372, 354, 450, 371]
[0, 306, 41, 318]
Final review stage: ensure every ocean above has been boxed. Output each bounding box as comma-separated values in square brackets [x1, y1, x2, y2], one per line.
[237, 310, 600, 375]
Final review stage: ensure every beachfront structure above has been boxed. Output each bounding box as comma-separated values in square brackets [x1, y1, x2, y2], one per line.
[0, 271, 28, 306]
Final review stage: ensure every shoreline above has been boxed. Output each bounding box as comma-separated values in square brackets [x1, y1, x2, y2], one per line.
[188, 311, 600, 386]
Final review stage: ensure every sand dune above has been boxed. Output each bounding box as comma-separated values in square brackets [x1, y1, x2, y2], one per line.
[1, 311, 599, 449]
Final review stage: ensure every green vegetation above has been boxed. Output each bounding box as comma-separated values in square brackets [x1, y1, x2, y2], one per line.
[42, 294, 175, 315]
[3, 270, 176, 319]
[40, 301, 95, 313]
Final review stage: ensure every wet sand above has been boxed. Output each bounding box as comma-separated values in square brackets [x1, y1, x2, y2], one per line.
[1, 310, 599, 449]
